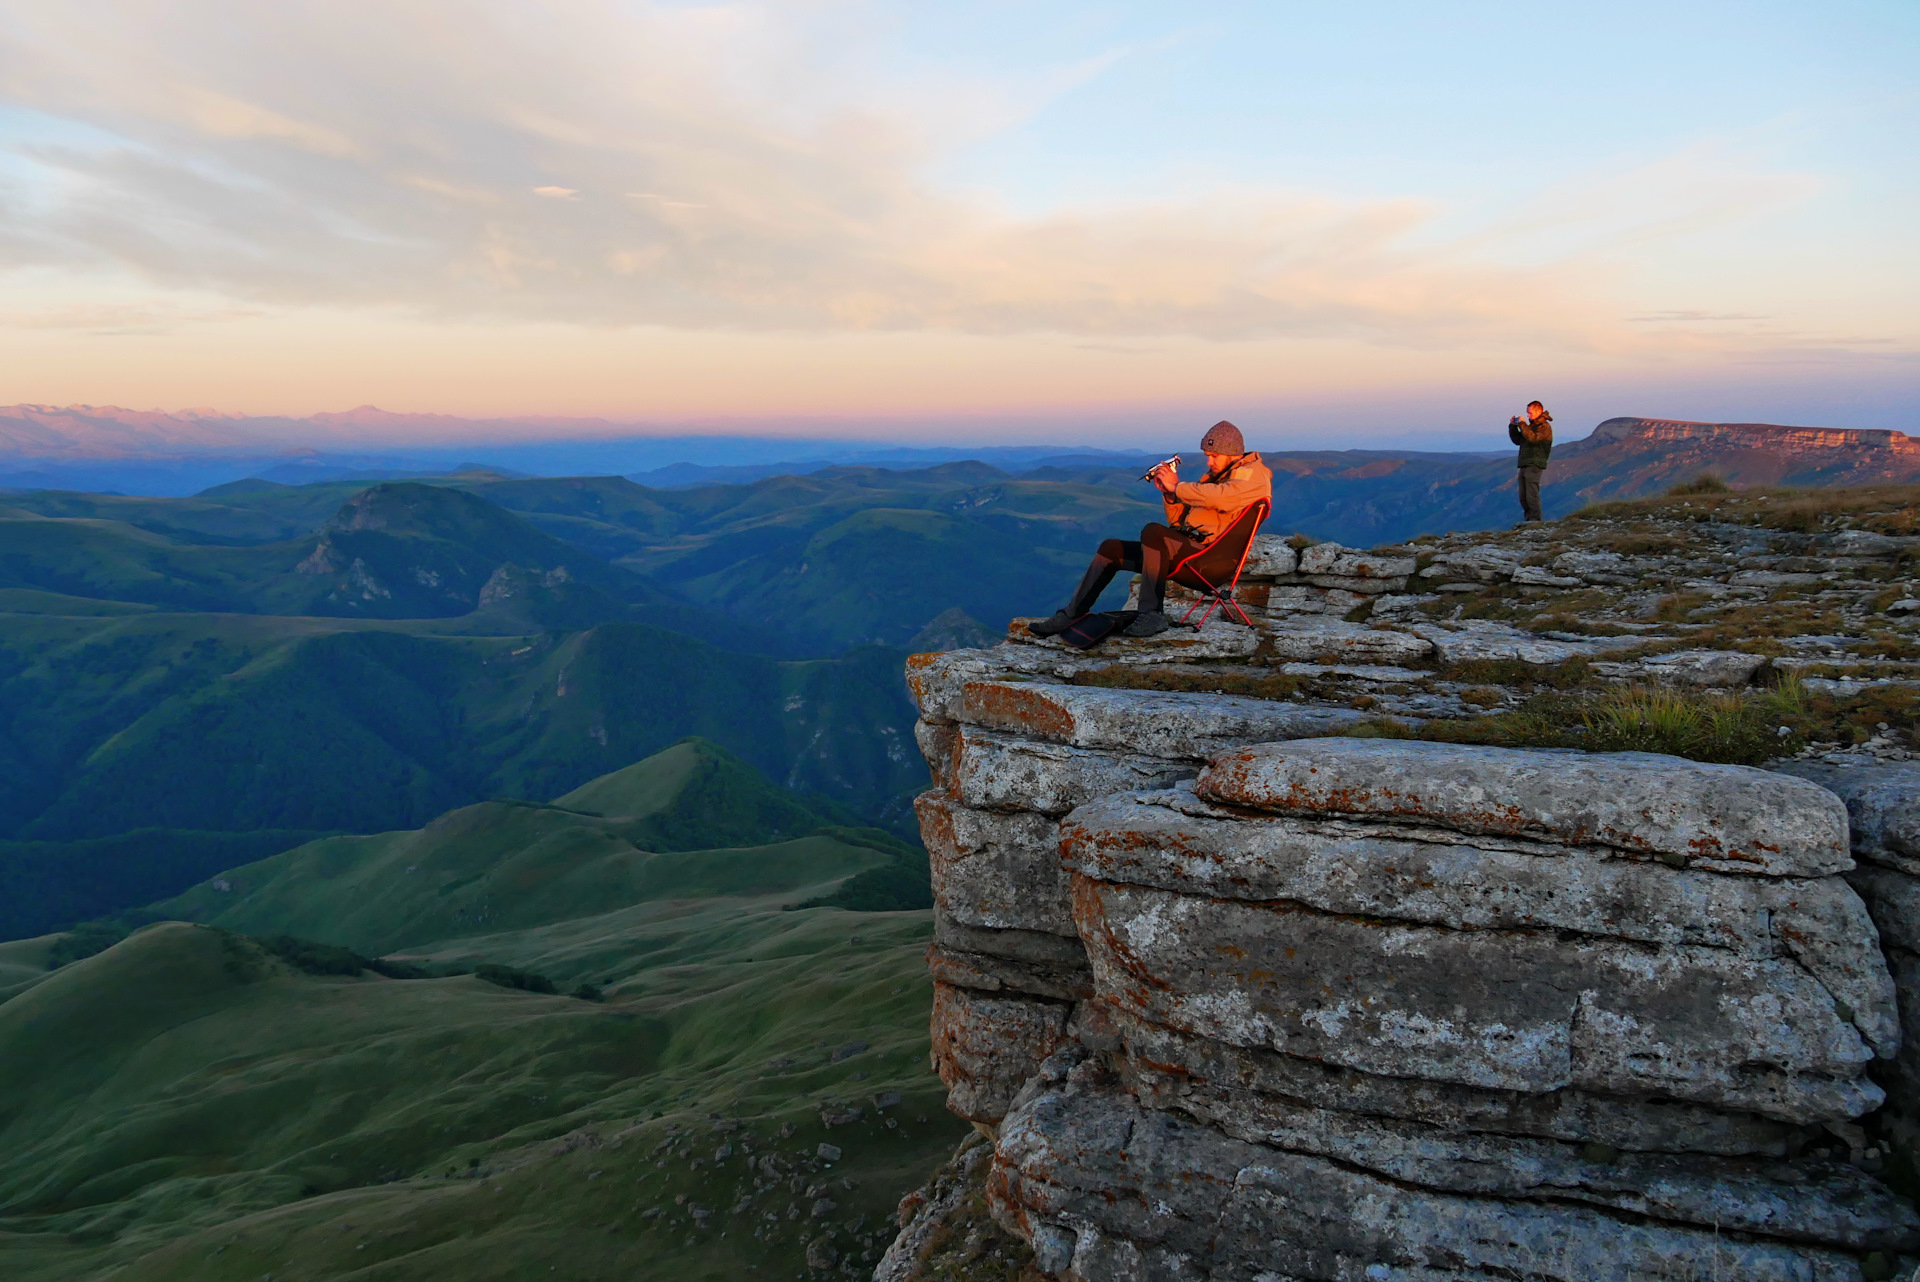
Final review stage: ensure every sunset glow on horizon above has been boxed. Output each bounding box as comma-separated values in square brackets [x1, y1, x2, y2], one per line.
[0, 1, 1913, 447]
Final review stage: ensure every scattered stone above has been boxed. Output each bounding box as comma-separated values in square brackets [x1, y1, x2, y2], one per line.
[816, 1143, 842, 1162]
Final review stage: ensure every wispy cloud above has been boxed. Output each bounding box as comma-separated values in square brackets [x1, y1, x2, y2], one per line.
[0, 0, 1851, 359]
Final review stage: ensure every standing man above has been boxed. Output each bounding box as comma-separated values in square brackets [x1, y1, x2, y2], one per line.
[1029, 421, 1272, 638]
[1509, 401, 1553, 523]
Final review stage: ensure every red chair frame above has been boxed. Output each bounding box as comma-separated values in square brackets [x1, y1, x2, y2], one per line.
[1168, 499, 1270, 628]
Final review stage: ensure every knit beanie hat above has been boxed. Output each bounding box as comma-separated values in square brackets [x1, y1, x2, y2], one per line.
[1200, 420, 1244, 454]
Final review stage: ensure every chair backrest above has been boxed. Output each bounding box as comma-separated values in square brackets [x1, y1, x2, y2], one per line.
[1170, 499, 1269, 594]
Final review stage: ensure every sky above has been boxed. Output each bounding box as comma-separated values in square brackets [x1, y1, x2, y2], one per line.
[0, 0, 1914, 447]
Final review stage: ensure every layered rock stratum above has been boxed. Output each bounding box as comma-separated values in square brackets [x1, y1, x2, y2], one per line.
[880, 485, 1920, 1281]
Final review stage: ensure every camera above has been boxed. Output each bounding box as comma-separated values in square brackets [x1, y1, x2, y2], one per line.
[1140, 454, 1180, 482]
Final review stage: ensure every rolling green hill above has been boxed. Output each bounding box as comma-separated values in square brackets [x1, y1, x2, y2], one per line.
[0, 739, 954, 1282]
[0, 606, 923, 938]
[147, 739, 922, 956]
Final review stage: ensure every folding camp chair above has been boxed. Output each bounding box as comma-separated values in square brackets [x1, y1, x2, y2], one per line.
[1168, 499, 1270, 628]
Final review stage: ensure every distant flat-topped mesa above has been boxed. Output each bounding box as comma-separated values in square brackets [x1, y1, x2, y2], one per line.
[1587, 416, 1920, 453]
[883, 624, 1920, 1280]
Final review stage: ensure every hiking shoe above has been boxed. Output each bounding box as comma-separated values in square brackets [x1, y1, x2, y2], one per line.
[1028, 610, 1076, 637]
[1123, 611, 1170, 638]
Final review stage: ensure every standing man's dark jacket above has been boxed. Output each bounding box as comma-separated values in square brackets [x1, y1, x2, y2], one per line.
[1509, 412, 1553, 468]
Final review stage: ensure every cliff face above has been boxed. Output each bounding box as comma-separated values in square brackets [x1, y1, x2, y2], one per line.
[882, 489, 1920, 1281]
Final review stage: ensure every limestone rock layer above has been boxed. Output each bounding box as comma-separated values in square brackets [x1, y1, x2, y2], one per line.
[897, 645, 1920, 1281]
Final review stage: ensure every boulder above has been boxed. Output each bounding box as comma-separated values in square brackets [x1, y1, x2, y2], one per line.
[1197, 738, 1852, 876]
[1242, 535, 1297, 578]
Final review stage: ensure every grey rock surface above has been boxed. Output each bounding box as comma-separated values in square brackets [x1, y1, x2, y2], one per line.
[1199, 738, 1852, 876]
[953, 680, 1367, 758]
[1552, 548, 1636, 583]
[1851, 868, 1920, 968]
[1297, 543, 1416, 579]
[1074, 876, 1879, 1120]
[993, 1071, 1886, 1280]
[1511, 564, 1584, 587]
[930, 981, 1071, 1124]
[1418, 545, 1524, 582]
[927, 944, 1093, 1003]
[1062, 787, 1896, 1055]
[1129, 1051, 1913, 1242]
[953, 727, 1199, 817]
[1775, 759, 1920, 872]
[1009, 616, 1262, 663]
[1265, 584, 1368, 616]
[913, 718, 958, 789]
[1641, 648, 1770, 687]
[1116, 1011, 1794, 1156]
[1263, 621, 1434, 664]
[1242, 535, 1297, 578]
[918, 790, 1075, 936]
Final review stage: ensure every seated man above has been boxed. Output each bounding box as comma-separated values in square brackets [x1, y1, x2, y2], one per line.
[1031, 421, 1273, 638]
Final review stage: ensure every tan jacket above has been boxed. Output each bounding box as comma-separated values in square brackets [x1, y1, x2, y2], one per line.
[1163, 452, 1273, 540]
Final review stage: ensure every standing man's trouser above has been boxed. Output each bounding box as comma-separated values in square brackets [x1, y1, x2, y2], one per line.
[1518, 466, 1545, 522]
[1064, 523, 1204, 616]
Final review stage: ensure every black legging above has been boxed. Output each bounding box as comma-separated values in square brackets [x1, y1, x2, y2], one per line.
[1064, 522, 1203, 616]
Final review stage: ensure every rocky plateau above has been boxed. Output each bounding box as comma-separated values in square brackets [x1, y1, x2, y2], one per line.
[878, 484, 1920, 1282]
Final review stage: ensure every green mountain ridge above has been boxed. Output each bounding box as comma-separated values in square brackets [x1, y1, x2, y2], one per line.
[146, 739, 921, 957]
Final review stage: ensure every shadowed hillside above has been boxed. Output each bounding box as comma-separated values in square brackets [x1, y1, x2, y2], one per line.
[0, 741, 950, 1281]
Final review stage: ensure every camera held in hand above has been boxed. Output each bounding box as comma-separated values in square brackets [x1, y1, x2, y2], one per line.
[1140, 453, 1181, 483]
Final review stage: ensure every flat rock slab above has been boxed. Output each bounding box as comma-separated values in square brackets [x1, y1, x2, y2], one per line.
[908, 647, 1084, 722]
[993, 1075, 1889, 1280]
[927, 943, 1093, 1004]
[955, 680, 1367, 757]
[1007, 616, 1260, 662]
[1116, 1010, 1794, 1157]
[1298, 543, 1417, 579]
[1275, 661, 1429, 681]
[1641, 648, 1770, 687]
[1073, 876, 1878, 1120]
[1129, 1051, 1913, 1244]
[1775, 759, 1920, 873]
[1198, 738, 1852, 876]
[1264, 621, 1434, 664]
[953, 727, 1199, 816]
[1061, 788, 1895, 1055]
[1411, 621, 1649, 666]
